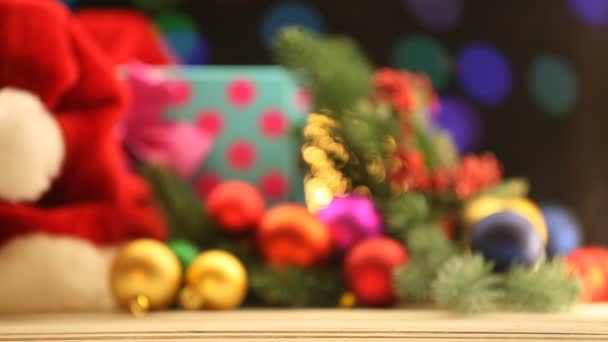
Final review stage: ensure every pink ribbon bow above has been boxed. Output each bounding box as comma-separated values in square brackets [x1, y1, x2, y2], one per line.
[122, 61, 213, 178]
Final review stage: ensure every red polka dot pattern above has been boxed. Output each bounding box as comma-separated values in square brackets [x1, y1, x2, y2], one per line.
[294, 88, 312, 112]
[227, 139, 257, 171]
[196, 172, 222, 198]
[260, 170, 290, 200]
[170, 81, 191, 106]
[260, 108, 289, 138]
[167, 69, 308, 203]
[227, 79, 256, 108]
[197, 108, 224, 137]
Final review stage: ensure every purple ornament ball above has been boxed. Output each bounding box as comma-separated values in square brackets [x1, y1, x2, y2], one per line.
[316, 195, 384, 252]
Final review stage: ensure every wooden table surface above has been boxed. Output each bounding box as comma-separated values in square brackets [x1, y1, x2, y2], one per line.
[1, 304, 607, 341]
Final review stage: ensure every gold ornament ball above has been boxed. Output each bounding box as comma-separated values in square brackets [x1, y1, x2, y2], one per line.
[463, 196, 547, 244]
[179, 286, 205, 310]
[186, 250, 248, 310]
[110, 239, 182, 313]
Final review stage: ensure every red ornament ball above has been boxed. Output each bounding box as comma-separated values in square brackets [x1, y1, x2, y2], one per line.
[205, 181, 265, 233]
[343, 237, 408, 306]
[566, 247, 608, 302]
[257, 204, 331, 268]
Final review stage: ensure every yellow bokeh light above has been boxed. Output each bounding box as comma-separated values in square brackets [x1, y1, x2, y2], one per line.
[305, 177, 334, 212]
[303, 113, 351, 211]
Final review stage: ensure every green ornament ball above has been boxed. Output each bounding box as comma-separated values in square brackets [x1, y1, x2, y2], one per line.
[167, 239, 199, 269]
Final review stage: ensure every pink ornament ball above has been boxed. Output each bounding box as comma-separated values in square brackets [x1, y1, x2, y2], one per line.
[316, 194, 384, 252]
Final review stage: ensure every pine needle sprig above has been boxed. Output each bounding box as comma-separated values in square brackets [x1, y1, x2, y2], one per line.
[393, 225, 457, 302]
[382, 192, 431, 240]
[139, 164, 211, 246]
[431, 254, 504, 313]
[249, 264, 345, 307]
[274, 27, 373, 114]
[406, 224, 455, 255]
[139, 164, 260, 267]
[274, 27, 398, 198]
[503, 259, 580, 312]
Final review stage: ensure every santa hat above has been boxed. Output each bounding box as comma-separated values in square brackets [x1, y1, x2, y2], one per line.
[0, 0, 168, 245]
[76, 9, 176, 65]
[0, 0, 169, 312]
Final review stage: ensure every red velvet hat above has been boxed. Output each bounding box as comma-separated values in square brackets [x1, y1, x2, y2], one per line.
[0, 0, 167, 245]
[76, 9, 176, 66]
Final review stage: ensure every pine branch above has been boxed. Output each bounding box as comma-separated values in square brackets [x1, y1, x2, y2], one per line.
[382, 193, 431, 240]
[429, 131, 459, 170]
[415, 129, 436, 171]
[406, 224, 455, 255]
[275, 27, 398, 199]
[139, 164, 260, 267]
[431, 254, 504, 313]
[274, 27, 373, 114]
[249, 264, 345, 307]
[139, 164, 210, 246]
[503, 259, 580, 312]
[393, 225, 457, 302]
[337, 108, 399, 196]
[394, 260, 438, 302]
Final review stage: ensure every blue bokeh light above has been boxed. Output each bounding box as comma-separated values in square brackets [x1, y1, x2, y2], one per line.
[568, 0, 608, 26]
[404, 0, 463, 31]
[433, 96, 482, 154]
[166, 31, 211, 65]
[260, 2, 324, 48]
[541, 204, 582, 257]
[457, 43, 512, 105]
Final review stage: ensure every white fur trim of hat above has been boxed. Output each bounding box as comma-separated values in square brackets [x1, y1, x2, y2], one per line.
[0, 87, 65, 203]
[0, 234, 117, 313]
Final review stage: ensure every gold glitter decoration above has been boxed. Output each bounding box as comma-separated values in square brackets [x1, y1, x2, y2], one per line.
[303, 113, 350, 212]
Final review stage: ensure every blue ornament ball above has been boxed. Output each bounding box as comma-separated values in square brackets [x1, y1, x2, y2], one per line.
[541, 204, 582, 257]
[471, 210, 544, 271]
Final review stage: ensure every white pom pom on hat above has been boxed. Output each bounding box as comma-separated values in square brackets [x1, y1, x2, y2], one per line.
[0, 87, 65, 203]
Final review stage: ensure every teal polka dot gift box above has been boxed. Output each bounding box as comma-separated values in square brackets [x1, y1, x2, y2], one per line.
[163, 66, 310, 203]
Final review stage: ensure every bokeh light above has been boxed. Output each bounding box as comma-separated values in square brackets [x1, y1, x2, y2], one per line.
[155, 12, 211, 64]
[393, 35, 450, 90]
[568, 0, 608, 26]
[457, 43, 511, 105]
[433, 96, 482, 153]
[404, 0, 463, 31]
[530, 54, 578, 117]
[541, 203, 582, 257]
[260, 2, 324, 48]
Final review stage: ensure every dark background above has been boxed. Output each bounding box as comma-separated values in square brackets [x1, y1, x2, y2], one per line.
[73, 0, 608, 244]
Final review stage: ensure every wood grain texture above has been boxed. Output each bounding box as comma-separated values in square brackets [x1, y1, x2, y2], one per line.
[1, 304, 608, 341]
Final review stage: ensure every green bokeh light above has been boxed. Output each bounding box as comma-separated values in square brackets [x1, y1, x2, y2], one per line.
[530, 54, 578, 117]
[393, 34, 450, 90]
